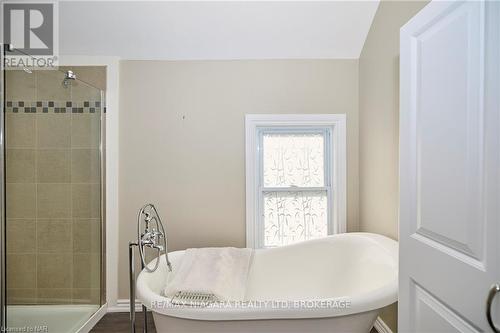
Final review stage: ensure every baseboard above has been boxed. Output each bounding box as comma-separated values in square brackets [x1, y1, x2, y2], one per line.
[373, 316, 393, 333]
[77, 304, 107, 333]
[107, 298, 143, 312]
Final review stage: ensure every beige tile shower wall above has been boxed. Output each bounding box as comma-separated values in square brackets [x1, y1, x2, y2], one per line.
[358, 1, 429, 331]
[118, 59, 359, 298]
[5, 66, 105, 305]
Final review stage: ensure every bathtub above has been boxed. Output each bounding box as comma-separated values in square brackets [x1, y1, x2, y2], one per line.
[137, 232, 398, 333]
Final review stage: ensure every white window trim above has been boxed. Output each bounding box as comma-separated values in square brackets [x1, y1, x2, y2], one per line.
[245, 114, 347, 248]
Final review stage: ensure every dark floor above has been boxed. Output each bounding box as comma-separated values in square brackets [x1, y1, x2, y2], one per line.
[91, 313, 378, 333]
[90, 312, 156, 332]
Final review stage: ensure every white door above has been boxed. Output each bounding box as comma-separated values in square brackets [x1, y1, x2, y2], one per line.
[399, 1, 500, 332]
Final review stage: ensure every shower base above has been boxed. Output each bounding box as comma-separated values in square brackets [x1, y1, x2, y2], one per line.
[7, 304, 100, 333]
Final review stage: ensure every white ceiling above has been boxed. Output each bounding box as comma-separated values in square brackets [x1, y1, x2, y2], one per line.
[59, 1, 379, 60]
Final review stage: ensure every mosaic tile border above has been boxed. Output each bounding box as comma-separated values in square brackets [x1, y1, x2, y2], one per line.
[5, 101, 105, 114]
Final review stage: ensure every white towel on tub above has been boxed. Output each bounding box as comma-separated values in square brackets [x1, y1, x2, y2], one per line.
[164, 247, 253, 301]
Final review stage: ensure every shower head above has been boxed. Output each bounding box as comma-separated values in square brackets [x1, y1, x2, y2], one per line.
[23, 67, 33, 74]
[62, 70, 76, 88]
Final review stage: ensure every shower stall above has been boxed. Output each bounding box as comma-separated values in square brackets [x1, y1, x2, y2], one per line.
[0, 47, 106, 332]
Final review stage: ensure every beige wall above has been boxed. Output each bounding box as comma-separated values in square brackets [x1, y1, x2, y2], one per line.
[118, 59, 359, 298]
[358, 1, 429, 331]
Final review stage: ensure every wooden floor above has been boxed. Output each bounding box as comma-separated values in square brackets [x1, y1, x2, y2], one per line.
[91, 313, 378, 333]
[90, 313, 156, 332]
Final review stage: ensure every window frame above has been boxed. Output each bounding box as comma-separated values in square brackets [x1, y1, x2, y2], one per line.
[245, 114, 347, 248]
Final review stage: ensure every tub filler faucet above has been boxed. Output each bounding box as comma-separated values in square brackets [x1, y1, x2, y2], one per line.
[129, 204, 172, 333]
[139, 208, 172, 272]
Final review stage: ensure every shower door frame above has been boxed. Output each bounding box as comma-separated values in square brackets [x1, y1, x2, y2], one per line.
[100, 88, 107, 307]
[0, 44, 7, 332]
[0, 49, 108, 331]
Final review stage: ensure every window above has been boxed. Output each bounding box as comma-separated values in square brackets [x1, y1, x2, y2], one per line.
[245, 114, 346, 248]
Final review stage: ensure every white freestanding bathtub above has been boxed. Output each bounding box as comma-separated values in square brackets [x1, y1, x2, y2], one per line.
[137, 232, 398, 333]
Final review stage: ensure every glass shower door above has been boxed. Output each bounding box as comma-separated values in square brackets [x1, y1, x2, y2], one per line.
[3, 65, 104, 333]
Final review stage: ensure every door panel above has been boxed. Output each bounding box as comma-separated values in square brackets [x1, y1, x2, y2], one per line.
[399, 1, 500, 332]
[414, 1, 484, 263]
[412, 282, 479, 333]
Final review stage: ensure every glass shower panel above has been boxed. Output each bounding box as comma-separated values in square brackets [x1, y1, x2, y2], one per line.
[4, 67, 103, 333]
[67, 74, 102, 308]
[5, 70, 37, 306]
